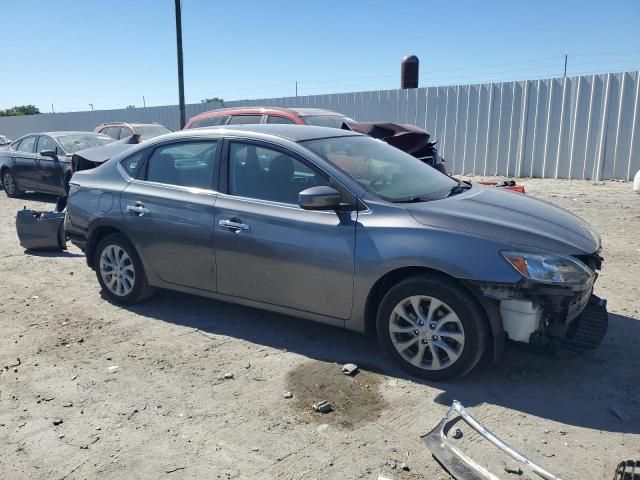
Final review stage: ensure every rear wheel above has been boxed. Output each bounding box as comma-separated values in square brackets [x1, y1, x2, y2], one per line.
[2, 170, 23, 197]
[95, 233, 155, 304]
[376, 275, 488, 381]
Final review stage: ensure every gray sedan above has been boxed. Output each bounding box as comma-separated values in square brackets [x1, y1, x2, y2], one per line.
[65, 125, 605, 380]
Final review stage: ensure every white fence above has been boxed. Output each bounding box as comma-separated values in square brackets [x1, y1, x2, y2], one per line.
[1, 71, 638, 180]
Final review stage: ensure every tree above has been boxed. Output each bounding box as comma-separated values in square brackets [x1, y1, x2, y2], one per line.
[0, 105, 41, 116]
[201, 97, 224, 104]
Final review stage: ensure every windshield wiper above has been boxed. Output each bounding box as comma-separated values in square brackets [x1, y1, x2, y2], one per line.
[448, 182, 472, 197]
[393, 196, 432, 203]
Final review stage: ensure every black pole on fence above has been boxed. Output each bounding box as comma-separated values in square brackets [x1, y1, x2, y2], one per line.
[175, 0, 186, 129]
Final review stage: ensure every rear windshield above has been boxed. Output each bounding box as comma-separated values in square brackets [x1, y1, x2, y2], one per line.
[134, 125, 171, 140]
[301, 115, 354, 129]
[56, 134, 113, 154]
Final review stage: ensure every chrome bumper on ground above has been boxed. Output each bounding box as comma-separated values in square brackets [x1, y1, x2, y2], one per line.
[422, 400, 564, 480]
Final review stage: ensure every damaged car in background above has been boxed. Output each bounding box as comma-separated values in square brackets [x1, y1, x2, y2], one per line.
[63, 124, 607, 380]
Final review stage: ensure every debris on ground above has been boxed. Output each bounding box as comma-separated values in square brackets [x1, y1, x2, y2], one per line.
[165, 466, 186, 473]
[341, 363, 359, 376]
[503, 463, 524, 475]
[107, 365, 119, 373]
[400, 462, 410, 471]
[423, 400, 563, 480]
[312, 400, 333, 413]
[3, 358, 20, 370]
[223, 372, 234, 380]
[283, 391, 293, 399]
[52, 419, 63, 426]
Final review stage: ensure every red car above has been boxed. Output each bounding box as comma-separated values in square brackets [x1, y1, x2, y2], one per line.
[94, 122, 171, 142]
[184, 107, 354, 129]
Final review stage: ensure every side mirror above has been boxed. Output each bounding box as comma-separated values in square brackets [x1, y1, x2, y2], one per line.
[40, 150, 58, 159]
[298, 186, 342, 211]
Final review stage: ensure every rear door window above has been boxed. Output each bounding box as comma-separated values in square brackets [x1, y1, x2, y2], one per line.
[105, 127, 120, 139]
[17, 136, 36, 153]
[121, 150, 146, 178]
[190, 116, 229, 128]
[119, 127, 133, 139]
[227, 115, 263, 125]
[267, 115, 296, 124]
[144, 141, 218, 189]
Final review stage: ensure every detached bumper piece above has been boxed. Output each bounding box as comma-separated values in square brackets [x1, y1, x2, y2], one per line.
[558, 295, 608, 354]
[422, 400, 564, 480]
[16, 198, 67, 251]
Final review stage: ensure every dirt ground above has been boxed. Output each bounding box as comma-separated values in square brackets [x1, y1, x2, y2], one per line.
[0, 178, 638, 480]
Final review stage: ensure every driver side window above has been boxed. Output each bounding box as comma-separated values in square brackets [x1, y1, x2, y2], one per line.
[36, 136, 59, 155]
[228, 142, 330, 204]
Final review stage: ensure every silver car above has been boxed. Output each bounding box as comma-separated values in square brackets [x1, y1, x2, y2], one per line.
[65, 125, 606, 380]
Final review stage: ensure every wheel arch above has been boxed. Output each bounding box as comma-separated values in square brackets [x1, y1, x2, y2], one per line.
[86, 225, 126, 269]
[363, 266, 505, 362]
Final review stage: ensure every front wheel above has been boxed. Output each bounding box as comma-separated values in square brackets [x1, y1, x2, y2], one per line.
[2, 170, 23, 198]
[376, 275, 489, 381]
[95, 233, 155, 304]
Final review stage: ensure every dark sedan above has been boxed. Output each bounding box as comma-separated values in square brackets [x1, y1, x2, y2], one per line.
[0, 131, 113, 197]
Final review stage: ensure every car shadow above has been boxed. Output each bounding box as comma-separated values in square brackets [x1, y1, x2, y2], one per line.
[17, 192, 60, 204]
[121, 289, 639, 434]
[24, 249, 83, 258]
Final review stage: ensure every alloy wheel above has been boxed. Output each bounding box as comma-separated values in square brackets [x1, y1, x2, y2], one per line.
[99, 244, 136, 297]
[3, 173, 15, 195]
[388, 295, 465, 370]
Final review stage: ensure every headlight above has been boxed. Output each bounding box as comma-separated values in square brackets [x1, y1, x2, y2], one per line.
[502, 251, 594, 286]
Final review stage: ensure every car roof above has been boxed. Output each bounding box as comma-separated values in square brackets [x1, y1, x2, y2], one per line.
[98, 122, 163, 127]
[41, 131, 106, 137]
[193, 106, 344, 117]
[161, 124, 362, 143]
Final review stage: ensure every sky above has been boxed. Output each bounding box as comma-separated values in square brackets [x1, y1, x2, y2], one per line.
[1, 0, 639, 113]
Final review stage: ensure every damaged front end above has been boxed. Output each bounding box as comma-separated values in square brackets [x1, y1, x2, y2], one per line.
[423, 400, 565, 480]
[478, 251, 608, 354]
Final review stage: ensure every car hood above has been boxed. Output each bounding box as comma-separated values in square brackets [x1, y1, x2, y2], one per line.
[407, 185, 600, 255]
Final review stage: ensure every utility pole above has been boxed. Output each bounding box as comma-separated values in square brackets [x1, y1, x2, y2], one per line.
[563, 54, 568, 78]
[295, 81, 298, 98]
[51, 104, 55, 114]
[142, 96, 146, 108]
[175, 0, 186, 129]
[89, 103, 94, 111]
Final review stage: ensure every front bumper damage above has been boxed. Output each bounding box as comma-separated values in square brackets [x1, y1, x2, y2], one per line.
[475, 251, 608, 354]
[423, 400, 564, 480]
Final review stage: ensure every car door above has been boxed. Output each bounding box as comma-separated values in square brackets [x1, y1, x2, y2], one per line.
[214, 140, 356, 319]
[119, 139, 220, 291]
[34, 135, 66, 193]
[12, 136, 38, 189]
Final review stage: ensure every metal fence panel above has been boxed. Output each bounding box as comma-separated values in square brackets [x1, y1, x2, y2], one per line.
[1, 71, 638, 179]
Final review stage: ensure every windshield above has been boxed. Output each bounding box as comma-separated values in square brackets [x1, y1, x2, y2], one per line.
[56, 134, 113, 154]
[301, 115, 354, 129]
[303, 135, 458, 202]
[134, 125, 171, 140]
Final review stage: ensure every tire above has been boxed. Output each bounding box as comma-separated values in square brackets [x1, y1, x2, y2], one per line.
[2, 170, 23, 198]
[94, 233, 155, 304]
[376, 274, 489, 381]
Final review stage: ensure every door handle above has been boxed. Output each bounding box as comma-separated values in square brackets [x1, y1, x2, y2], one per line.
[218, 219, 249, 232]
[126, 202, 150, 216]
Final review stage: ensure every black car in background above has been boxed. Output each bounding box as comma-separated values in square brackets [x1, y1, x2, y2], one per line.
[0, 131, 113, 197]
